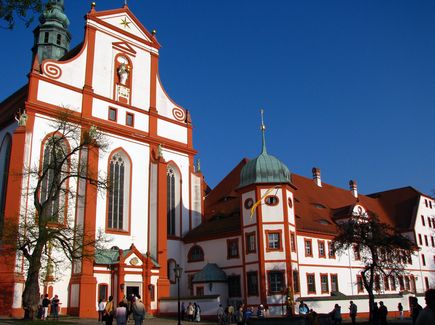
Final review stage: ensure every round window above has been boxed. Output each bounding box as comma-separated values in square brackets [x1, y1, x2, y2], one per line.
[265, 195, 279, 206]
[244, 198, 254, 209]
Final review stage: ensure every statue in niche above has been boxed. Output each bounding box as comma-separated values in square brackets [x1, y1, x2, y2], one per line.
[118, 62, 130, 85]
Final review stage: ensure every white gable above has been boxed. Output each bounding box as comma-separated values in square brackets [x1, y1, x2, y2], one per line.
[99, 13, 152, 42]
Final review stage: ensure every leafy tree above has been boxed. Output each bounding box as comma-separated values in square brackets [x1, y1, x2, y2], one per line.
[1, 111, 111, 319]
[332, 212, 415, 322]
[0, 0, 43, 29]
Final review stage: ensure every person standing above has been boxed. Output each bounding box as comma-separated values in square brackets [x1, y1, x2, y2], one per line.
[187, 302, 194, 321]
[349, 301, 357, 325]
[98, 298, 105, 322]
[51, 294, 60, 320]
[116, 301, 128, 325]
[235, 305, 244, 325]
[411, 297, 423, 325]
[132, 294, 146, 325]
[217, 304, 224, 325]
[372, 302, 379, 325]
[41, 294, 50, 320]
[228, 304, 235, 323]
[379, 301, 388, 325]
[415, 289, 435, 325]
[397, 303, 403, 320]
[330, 304, 342, 325]
[104, 296, 115, 325]
[181, 302, 185, 321]
[194, 303, 201, 322]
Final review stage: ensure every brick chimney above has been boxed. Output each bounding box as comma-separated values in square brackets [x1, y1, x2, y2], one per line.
[312, 167, 322, 187]
[349, 180, 358, 198]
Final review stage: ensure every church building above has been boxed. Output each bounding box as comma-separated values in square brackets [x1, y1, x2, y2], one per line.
[0, 1, 433, 319]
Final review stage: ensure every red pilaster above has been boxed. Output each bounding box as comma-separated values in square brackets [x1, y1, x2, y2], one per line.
[82, 26, 97, 119]
[71, 143, 99, 318]
[0, 112, 35, 317]
[156, 158, 170, 301]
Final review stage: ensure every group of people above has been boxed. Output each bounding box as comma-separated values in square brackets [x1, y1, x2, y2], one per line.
[99, 294, 146, 325]
[216, 303, 268, 325]
[412, 289, 435, 325]
[37, 293, 61, 320]
[370, 301, 388, 325]
[181, 302, 201, 322]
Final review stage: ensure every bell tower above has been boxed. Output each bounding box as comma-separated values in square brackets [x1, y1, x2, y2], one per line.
[32, 0, 71, 62]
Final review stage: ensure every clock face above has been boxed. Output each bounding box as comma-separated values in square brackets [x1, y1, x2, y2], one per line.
[130, 257, 139, 266]
[244, 198, 254, 209]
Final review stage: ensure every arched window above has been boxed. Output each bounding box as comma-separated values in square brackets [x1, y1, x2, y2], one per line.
[40, 135, 69, 223]
[168, 259, 176, 283]
[0, 134, 11, 233]
[188, 245, 204, 262]
[167, 165, 180, 236]
[107, 150, 131, 231]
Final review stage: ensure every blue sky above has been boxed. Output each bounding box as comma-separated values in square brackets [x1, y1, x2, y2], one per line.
[1, 0, 435, 195]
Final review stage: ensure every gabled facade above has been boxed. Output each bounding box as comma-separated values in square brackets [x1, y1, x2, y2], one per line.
[0, 2, 203, 318]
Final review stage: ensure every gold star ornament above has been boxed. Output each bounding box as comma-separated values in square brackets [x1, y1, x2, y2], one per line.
[120, 17, 131, 29]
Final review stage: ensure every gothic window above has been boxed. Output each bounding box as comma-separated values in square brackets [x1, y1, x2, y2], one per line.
[0, 135, 11, 220]
[167, 165, 180, 236]
[107, 150, 131, 231]
[40, 135, 69, 223]
[168, 259, 176, 284]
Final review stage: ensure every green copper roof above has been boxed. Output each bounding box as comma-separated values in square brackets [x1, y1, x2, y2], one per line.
[95, 249, 119, 265]
[239, 110, 291, 188]
[192, 263, 227, 283]
[39, 0, 70, 28]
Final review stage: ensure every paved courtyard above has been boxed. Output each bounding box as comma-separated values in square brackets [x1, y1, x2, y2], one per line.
[0, 316, 413, 325]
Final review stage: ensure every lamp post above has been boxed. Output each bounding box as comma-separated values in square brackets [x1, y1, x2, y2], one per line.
[174, 264, 183, 325]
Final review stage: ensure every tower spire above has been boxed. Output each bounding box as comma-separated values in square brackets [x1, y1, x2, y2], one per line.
[32, 0, 71, 63]
[260, 108, 267, 154]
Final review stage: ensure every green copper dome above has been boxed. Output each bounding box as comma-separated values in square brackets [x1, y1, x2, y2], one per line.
[239, 110, 291, 188]
[39, 0, 69, 28]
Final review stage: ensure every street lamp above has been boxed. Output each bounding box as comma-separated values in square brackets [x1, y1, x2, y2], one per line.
[174, 264, 183, 325]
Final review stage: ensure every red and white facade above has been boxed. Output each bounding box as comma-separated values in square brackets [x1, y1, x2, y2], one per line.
[0, 3, 434, 320]
[0, 4, 203, 318]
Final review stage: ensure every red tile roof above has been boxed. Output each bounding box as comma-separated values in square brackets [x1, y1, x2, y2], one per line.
[185, 159, 421, 242]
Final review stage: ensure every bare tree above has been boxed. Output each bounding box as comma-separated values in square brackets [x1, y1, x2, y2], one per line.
[0, 0, 44, 29]
[332, 213, 415, 322]
[2, 111, 111, 319]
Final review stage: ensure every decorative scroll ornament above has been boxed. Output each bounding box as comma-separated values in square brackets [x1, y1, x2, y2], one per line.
[172, 107, 186, 121]
[43, 63, 62, 79]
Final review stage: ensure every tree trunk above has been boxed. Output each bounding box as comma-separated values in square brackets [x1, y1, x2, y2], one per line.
[22, 244, 44, 320]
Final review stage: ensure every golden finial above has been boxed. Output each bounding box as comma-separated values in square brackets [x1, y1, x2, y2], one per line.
[91, 2, 96, 9]
[152, 29, 157, 36]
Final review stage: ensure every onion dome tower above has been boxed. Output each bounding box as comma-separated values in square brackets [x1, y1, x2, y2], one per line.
[32, 0, 71, 62]
[239, 109, 291, 188]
